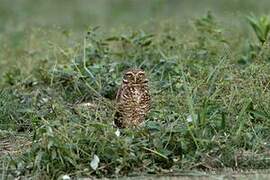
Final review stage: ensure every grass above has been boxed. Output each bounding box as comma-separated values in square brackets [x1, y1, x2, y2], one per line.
[1, 1, 270, 179]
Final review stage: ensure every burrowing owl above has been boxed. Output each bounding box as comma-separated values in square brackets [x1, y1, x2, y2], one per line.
[115, 69, 151, 128]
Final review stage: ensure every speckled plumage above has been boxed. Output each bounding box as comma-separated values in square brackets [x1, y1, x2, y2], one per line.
[115, 69, 150, 128]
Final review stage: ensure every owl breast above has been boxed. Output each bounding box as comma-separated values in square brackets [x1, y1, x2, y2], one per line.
[116, 84, 150, 128]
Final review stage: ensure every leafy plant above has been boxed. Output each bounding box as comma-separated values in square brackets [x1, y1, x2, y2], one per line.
[247, 14, 270, 44]
[1, 11, 270, 179]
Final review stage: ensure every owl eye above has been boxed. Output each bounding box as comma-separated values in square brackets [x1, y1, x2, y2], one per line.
[137, 72, 145, 77]
[124, 72, 134, 80]
[126, 74, 132, 78]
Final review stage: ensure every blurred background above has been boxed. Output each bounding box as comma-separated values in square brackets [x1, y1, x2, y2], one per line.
[1, 0, 270, 76]
[1, 0, 270, 33]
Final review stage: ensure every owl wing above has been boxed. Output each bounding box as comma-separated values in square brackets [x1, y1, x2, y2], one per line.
[116, 84, 123, 102]
[141, 86, 151, 112]
[114, 84, 125, 128]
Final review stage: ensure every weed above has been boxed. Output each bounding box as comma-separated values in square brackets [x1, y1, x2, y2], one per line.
[247, 14, 270, 44]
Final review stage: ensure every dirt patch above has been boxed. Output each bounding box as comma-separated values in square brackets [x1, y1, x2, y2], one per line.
[111, 171, 270, 180]
[0, 135, 32, 157]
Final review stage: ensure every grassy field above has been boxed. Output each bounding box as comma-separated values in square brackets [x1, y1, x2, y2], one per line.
[1, 0, 270, 179]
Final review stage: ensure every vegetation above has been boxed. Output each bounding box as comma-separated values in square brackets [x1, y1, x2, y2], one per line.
[1, 0, 270, 179]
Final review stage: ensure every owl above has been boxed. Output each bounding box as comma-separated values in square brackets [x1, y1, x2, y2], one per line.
[114, 69, 151, 128]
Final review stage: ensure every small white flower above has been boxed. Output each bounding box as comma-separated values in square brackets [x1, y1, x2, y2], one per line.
[78, 102, 96, 108]
[90, 154, 100, 170]
[42, 97, 49, 103]
[186, 114, 198, 123]
[186, 115, 193, 122]
[115, 128, 120, 137]
[62, 175, 71, 180]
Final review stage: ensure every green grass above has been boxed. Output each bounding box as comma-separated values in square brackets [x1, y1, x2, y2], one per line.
[1, 1, 270, 179]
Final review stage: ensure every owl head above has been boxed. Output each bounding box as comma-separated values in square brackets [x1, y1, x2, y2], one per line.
[122, 69, 148, 84]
